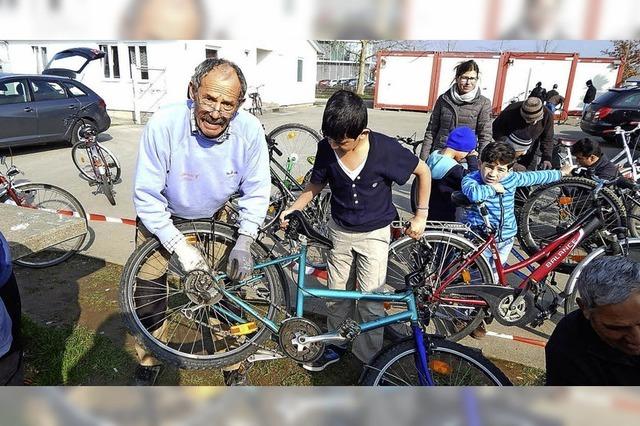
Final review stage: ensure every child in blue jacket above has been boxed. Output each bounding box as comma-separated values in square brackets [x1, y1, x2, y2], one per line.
[0, 231, 22, 385]
[462, 142, 575, 268]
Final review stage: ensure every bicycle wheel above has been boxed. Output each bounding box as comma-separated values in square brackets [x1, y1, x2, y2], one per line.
[119, 221, 286, 370]
[385, 232, 494, 342]
[71, 143, 121, 183]
[255, 95, 263, 115]
[564, 238, 640, 314]
[627, 196, 640, 238]
[4, 183, 88, 268]
[518, 177, 627, 274]
[361, 338, 511, 386]
[301, 191, 331, 269]
[267, 123, 321, 190]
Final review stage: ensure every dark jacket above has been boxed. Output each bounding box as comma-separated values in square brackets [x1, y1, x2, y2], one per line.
[584, 85, 597, 104]
[492, 101, 555, 165]
[546, 310, 640, 385]
[529, 86, 547, 100]
[419, 152, 479, 221]
[586, 154, 618, 181]
[419, 87, 492, 160]
[546, 90, 564, 106]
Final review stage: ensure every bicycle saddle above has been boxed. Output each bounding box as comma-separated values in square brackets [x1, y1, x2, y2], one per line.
[558, 138, 576, 147]
[451, 191, 474, 207]
[284, 210, 333, 249]
[79, 124, 97, 139]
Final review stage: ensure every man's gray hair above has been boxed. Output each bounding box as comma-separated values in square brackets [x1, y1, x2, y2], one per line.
[577, 256, 640, 309]
[190, 58, 247, 100]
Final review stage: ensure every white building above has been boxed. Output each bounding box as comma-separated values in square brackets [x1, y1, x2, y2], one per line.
[0, 40, 321, 122]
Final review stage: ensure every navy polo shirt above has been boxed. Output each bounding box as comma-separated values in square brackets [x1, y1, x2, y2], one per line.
[310, 131, 419, 232]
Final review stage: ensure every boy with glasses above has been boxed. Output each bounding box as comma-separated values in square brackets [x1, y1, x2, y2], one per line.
[280, 90, 432, 372]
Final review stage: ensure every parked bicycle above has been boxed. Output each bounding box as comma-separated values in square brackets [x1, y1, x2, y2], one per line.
[216, 123, 331, 268]
[66, 102, 121, 205]
[119, 211, 510, 386]
[248, 85, 264, 116]
[384, 176, 632, 341]
[0, 155, 87, 268]
[396, 133, 423, 156]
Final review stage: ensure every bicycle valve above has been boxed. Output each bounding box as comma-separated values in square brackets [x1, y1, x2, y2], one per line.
[288, 153, 299, 164]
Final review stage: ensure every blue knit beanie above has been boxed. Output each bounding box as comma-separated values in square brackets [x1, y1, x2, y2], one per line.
[445, 127, 477, 152]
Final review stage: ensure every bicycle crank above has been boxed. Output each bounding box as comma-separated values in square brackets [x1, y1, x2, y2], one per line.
[278, 317, 324, 363]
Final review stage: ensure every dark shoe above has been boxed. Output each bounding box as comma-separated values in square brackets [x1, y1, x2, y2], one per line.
[303, 345, 345, 372]
[223, 368, 249, 386]
[470, 322, 487, 340]
[134, 365, 162, 386]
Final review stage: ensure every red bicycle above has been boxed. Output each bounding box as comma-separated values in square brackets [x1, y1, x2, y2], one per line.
[384, 176, 632, 341]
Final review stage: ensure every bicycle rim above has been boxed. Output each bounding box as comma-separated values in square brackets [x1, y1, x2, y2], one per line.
[385, 234, 493, 341]
[267, 123, 321, 190]
[8, 183, 87, 268]
[119, 221, 285, 369]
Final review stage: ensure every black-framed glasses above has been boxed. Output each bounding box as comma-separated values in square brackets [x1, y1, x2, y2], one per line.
[459, 76, 478, 83]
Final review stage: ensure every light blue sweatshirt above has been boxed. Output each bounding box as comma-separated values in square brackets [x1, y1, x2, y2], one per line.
[462, 169, 562, 241]
[133, 101, 271, 250]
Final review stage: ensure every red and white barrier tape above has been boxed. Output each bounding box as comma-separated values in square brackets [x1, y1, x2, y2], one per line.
[486, 330, 547, 348]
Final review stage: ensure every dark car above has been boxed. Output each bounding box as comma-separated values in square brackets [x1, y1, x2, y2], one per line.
[580, 87, 640, 142]
[0, 48, 110, 148]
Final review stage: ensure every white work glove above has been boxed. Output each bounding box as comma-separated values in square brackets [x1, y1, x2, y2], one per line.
[173, 237, 209, 273]
[226, 234, 254, 281]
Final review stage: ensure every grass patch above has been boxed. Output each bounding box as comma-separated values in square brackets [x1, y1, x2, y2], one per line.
[21, 316, 136, 385]
[77, 263, 122, 311]
[492, 358, 546, 386]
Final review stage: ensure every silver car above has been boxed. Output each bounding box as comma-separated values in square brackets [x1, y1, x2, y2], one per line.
[0, 48, 110, 148]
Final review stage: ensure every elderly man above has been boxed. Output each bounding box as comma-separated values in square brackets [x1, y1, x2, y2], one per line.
[545, 256, 640, 385]
[492, 97, 554, 171]
[132, 58, 271, 386]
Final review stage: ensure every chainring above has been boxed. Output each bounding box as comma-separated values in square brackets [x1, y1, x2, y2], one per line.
[278, 317, 324, 363]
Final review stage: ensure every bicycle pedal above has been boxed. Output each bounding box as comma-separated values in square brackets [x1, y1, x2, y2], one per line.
[337, 318, 361, 340]
[230, 322, 258, 336]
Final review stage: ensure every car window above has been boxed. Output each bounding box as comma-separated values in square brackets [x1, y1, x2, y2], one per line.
[616, 92, 640, 108]
[62, 81, 88, 97]
[0, 80, 29, 105]
[31, 79, 68, 101]
[593, 91, 619, 105]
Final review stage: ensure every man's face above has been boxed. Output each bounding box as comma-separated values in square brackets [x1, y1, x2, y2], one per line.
[580, 292, 640, 356]
[480, 161, 510, 184]
[575, 153, 599, 167]
[190, 66, 243, 139]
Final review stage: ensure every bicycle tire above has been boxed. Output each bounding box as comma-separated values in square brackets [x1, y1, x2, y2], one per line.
[627, 197, 640, 238]
[360, 338, 511, 386]
[71, 143, 121, 183]
[517, 177, 627, 274]
[100, 172, 116, 206]
[563, 238, 640, 315]
[70, 119, 94, 146]
[4, 183, 88, 268]
[119, 221, 286, 370]
[267, 123, 321, 192]
[256, 95, 263, 115]
[385, 233, 494, 342]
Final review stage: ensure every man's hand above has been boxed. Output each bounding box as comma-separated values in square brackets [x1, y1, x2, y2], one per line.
[560, 164, 577, 177]
[226, 235, 254, 281]
[279, 209, 297, 230]
[406, 213, 427, 240]
[539, 160, 553, 170]
[174, 238, 210, 273]
[489, 182, 505, 194]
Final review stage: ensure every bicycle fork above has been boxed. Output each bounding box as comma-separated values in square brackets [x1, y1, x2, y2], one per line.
[412, 324, 435, 386]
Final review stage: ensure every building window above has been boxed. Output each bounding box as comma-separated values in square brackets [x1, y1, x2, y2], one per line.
[128, 45, 149, 81]
[99, 44, 120, 79]
[297, 58, 303, 82]
[206, 48, 218, 59]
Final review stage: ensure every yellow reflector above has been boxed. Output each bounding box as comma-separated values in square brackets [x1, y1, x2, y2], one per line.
[185, 235, 198, 245]
[558, 196, 573, 205]
[429, 359, 452, 375]
[307, 156, 316, 165]
[569, 254, 586, 262]
[230, 322, 258, 336]
[461, 269, 472, 284]
[296, 176, 305, 184]
[287, 131, 297, 140]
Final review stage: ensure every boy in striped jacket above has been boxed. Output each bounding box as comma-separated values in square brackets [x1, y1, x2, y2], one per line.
[462, 142, 575, 268]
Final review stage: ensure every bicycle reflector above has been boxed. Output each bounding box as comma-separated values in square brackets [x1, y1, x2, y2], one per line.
[461, 269, 472, 284]
[429, 359, 453, 375]
[230, 322, 258, 336]
[558, 196, 573, 205]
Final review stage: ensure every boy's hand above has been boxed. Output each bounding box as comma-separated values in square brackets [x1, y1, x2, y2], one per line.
[406, 214, 427, 240]
[279, 209, 298, 230]
[560, 164, 577, 177]
[489, 182, 505, 194]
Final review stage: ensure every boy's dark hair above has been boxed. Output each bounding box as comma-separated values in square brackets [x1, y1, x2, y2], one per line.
[480, 142, 517, 166]
[321, 90, 368, 140]
[571, 138, 602, 157]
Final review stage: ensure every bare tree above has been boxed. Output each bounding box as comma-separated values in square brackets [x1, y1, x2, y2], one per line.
[602, 40, 640, 81]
